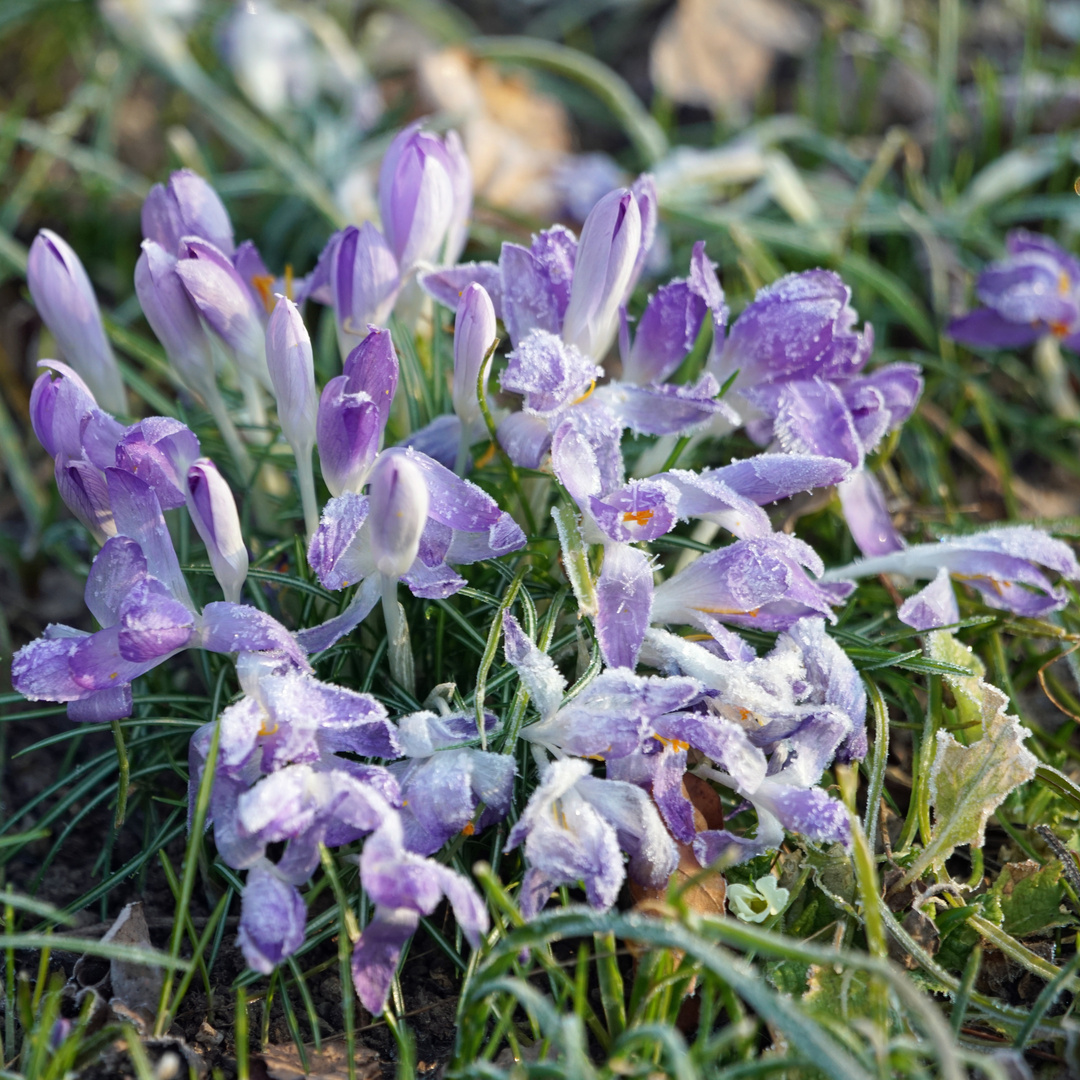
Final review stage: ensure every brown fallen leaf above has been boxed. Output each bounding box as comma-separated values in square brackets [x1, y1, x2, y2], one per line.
[418, 47, 572, 218]
[650, 0, 815, 120]
[259, 1037, 381, 1080]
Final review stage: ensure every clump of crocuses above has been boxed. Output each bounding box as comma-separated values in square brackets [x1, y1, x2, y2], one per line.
[13, 114, 1080, 1027]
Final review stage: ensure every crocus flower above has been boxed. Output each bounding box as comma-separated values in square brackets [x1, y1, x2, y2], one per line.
[822, 525, 1080, 629]
[507, 757, 678, 918]
[451, 283, 497, 458]
[174, 237, 270, 390]
[378, 123, 463, 272]
[327, 222, 400, 362]
[141, 168, 236, 257]
[948, 231, 1080, 351]
[27, 230, 126, 415]
[650, 533, 854, 634]
[135, 239, 218, 404]
[727, 875, 790, 923]
[502, 613, 701, 760]
[302, 446, 526, 656]
[12, 469, 308, 722]
[351, 814, 489, 1014]
[390, 709, 515, 855]
[316, 327, 398, 498]
[186, 459, 249, 603]
[265, 296, 320, 535]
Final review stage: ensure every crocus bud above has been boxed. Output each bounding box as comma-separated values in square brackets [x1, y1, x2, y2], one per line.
[266, 296, 317, 454]
[141, 169, 235, 256]
[442, 129, 473, 264]
[27, 230, 127, 416]
[452, 283, 496, 430]
[368, 451, 429, 578]
[378, 123, 454, 272]
[174, 238, 270, 388]
[329, 223, 400, 361]
[561, 189, 642, 360]
[186, 459, 249, 603]
[29, 361, 97, 461]
[627, 173, 658, 300]
[135, 240, 217, 401]
[316, 328, 399, 496]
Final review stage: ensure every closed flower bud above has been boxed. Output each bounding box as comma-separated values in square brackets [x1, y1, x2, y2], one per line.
[27, 230, 127, 416]
[561, 189, 642, 360]
[452, 283, 496, 431]
[141, 169, 235, 257]
[174, 238, 269, 388]
[265, 296, 317, 454]
[186, 459, 249, 603]
[442, 129, 472, 264]
[135, 240, 217, 401]
[378, 123, 455, 272]
[368, 451, 428, 578]
[29, 362, 97, 462]
[329, 223, 399, 361]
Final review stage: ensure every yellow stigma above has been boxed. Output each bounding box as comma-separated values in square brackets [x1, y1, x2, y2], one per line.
[570, 379, 597, 406]
[252, 274, 276, 314]
[622, 508, 654, 527]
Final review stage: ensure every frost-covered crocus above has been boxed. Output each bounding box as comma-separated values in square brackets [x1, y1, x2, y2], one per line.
[707, 269, 922, 556]
[303, 445, 525, 667]
[142, 168, 235, 257]
[822, 525, 1080, 630]
[948, 231, 1080, 351]
[27, 230, 127, 415]
[632, 620, 859, 862]
[265, 297, 319, 536]
[390, 709, 515, 855]
[650, 533, 853, 634]
[316, 327, 399, 498]
[186, 459, 249, 603]
[508, 757, 678, 918]
[351, 814, 489, 1014]
[379, 123, 468, 273]
[12, 468, 308, 723]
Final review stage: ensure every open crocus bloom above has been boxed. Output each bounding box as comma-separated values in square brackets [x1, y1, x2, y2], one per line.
[948, 231, 1080, 351]
[821, 525, 1080, 629]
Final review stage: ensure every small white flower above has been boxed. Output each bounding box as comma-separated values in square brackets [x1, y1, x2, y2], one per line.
[727, 875, 790, 923]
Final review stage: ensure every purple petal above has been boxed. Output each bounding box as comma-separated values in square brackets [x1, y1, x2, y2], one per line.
[85, 536, 148, 627]
[388, 447, 503, 532]
[198, 602, 310, 670]
[499, 243, 564, 348]
[595, 544, 654, 669]
[307, 492, 370, 590]
[502, 612, 567, 717]
[115, 417, 201, 511]
[602, 376, 736, 437]
[295, 577, 382, 654]
[497, 410, 552, 470]
[762, 377, 863, 467]
[947, 309, 1041, 350]
[501, 330, 601, 414]
[238, 863, 306, 974]
[838, 468, 904, 557]
[419, 261, 503, 316]
[351, 907, 419, 1015]
[117, 579, 196, 661]
[12, 632, 87, 702]
[55, 457, 115, 543]
[68, 684, 133, 723]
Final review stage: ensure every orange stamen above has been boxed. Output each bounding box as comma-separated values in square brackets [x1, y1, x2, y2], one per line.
[252, 274, 276, 314]
[475, 442, 497, 469]
[284, 264, 294, 302]
[622, 508, 655, 527]
[461, 821, 476, 836]
[1060, 270, 1072, 296]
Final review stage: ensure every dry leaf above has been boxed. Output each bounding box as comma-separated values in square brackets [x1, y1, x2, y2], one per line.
[419, 47, 572, 217]
[650, 0, 815, 120]
[260, 1037, 381, 1080]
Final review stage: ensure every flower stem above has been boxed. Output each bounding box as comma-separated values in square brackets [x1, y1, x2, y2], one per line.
[381, 576, 415, 696]
[111, 718, 130, 829]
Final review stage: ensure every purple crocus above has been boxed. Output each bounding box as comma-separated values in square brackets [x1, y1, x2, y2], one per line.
[327, 222, 400, 362]
[351, 814, 489, 1014]
[302, 446, 526, 657]
[390, 709, 515, 855]
[316, 327, 399, 498]
[186, 459, 249, 603]
[27, 230, 126, 415]
[948, 231, 1080, 351]
[507, 757, 678, 918]
[378, 123, 466, 272]
[142, 168, 236, 257]
[12, 469, 308, 722]
[650, 533, 854, 634]
[238, 860, 307, 973]
[265, 296, 320, 535]
[822, 525, 1080, 629]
